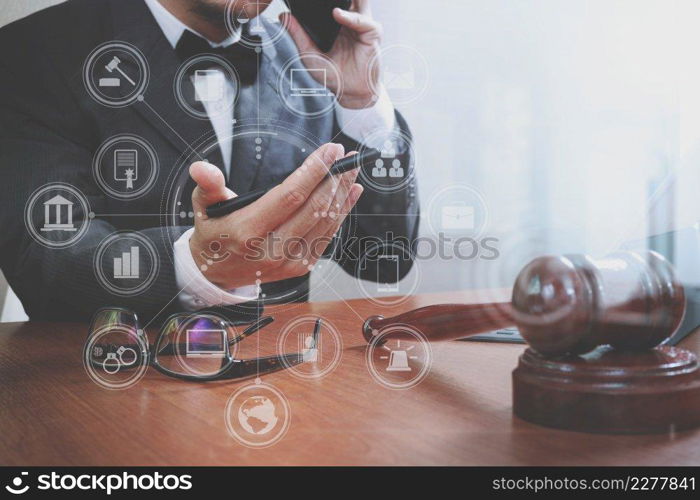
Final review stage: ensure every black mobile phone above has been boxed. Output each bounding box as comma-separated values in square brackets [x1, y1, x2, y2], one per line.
[286, 0, 352, 53]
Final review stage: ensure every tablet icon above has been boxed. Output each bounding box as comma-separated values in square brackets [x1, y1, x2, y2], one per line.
[194, 70, 225, 103]
[5, 472, 29, 495]
[377, 254, 399, 293]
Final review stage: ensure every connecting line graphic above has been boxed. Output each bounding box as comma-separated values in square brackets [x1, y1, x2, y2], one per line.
[102, 96, 208, 330]
[325, 92, 385, 146]
[118, 56, 271, 370]
[140, 98, 206, 161]
[316, 272, 366, 322]
[92, 213, 180, 217]
[256, 287, 261, 380]
[352, 213, 420, 217]
[141, 272, 202, 331]
[255, 48, 262, 380]
[111, 54, 392, 369]
[610, 168, 678, 254]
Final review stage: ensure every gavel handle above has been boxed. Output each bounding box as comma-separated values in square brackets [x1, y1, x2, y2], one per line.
[362, 302, 515, 343]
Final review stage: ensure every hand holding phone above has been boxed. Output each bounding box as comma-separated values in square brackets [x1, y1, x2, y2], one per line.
[281, 0, 384, 109]
[286, 0, 351, 53]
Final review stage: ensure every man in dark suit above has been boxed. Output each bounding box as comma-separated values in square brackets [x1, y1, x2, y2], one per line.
[0, 0, 418, 321]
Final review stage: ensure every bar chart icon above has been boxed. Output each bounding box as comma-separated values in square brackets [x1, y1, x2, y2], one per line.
[113, 246, 140, 279]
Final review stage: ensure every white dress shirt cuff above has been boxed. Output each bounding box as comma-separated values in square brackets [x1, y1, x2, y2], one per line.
[174, 228, 258, 310]
[334, 85, 396, 149]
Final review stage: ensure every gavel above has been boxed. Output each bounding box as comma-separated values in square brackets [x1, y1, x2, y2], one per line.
[363, 250, 686, 356]
[362, 250, 700, 434]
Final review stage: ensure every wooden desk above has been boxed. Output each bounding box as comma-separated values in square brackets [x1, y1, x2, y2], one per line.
[1, 291, 699, 466]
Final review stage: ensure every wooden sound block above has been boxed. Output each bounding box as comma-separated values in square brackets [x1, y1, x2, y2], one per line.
[513, 345, 700, 434]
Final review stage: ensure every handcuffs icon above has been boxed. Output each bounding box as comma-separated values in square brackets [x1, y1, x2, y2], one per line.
[102, 345, 138, 374]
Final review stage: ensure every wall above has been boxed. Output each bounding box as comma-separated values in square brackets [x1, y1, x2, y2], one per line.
[313, 0, 694, 301]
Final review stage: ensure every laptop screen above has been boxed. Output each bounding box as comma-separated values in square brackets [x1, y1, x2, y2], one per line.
[624, 224, 700, 345]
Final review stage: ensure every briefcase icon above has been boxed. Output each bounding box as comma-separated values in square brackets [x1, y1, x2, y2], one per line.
[441, 202, 475, 230]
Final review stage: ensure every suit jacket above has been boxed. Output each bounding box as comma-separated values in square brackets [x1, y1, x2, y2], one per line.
[0, 0, 419, 322]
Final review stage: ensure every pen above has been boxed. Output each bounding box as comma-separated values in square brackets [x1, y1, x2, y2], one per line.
[205, 148, 380, 218]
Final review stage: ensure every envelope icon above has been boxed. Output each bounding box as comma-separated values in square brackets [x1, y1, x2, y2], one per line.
[384, 67, 415, 90]
[441, 203, 475, 230]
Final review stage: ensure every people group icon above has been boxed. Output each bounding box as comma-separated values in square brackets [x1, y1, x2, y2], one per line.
[372, 158, 387, 178]
[371, 139, 405, 179]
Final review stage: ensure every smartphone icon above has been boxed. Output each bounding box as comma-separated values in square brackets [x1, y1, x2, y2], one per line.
[377, 254, 400, 293]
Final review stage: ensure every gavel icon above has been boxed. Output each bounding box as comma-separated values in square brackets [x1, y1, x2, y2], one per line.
[105, 56, 136, 86]
[363, 251, 700, 434]
[363, 250, 686, 356]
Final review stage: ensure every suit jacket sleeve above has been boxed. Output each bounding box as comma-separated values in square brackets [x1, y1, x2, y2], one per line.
[0, 57, 186, 322]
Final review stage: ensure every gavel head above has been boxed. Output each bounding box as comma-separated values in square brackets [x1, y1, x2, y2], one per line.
[512, 250, 686, 356]
[105, 56, 121, 72]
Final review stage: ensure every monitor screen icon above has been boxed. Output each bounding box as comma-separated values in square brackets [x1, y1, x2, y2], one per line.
[290, 68, 329, 97]
[186, 329, 226, 357]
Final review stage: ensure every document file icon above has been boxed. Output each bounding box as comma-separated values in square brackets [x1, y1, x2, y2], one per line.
[193, 70, 225, 102]
[441, 203, 475, 230]
[114, 149, 138, 181]
[383, 67, 415, 90]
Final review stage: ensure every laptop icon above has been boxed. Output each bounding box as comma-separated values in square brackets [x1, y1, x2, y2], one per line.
[290, 69, 331, 97]
[185, 328, 226, 357]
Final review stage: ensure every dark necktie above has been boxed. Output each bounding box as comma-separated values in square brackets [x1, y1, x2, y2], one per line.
[175, 29, 260, 86]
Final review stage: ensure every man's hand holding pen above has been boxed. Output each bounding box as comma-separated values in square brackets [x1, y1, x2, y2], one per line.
[189, 143, 363, 289]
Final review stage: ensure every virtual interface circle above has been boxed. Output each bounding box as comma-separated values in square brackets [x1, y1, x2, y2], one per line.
[224, 381, 291, 448]
[224, 0, 292, 50]
[365, 326, 432, 390]
[276, 315, 342, 380]
[93, 134, 159, 200]
[173, 55, 240, 120]
[93, 232, 160, 297]
[83, 324, 149, 390]
[83, 41, 149, 108]
[162, 121, 356, 312]
[24, 183, 92, 249]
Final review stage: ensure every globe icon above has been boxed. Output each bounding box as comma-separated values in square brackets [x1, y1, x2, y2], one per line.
[238, 395, 278, 435]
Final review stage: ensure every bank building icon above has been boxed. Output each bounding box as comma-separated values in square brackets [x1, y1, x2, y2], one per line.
[41, 194, 77, 232]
